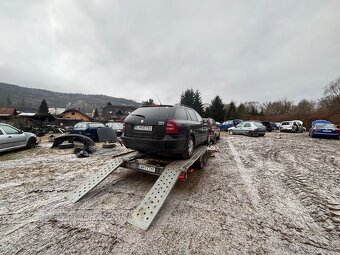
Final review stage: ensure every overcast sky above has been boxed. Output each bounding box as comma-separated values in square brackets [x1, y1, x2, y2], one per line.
[0, 0, 339, 105]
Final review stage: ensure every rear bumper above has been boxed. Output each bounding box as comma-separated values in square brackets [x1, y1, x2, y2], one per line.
[312, 132, 339, 138]
[122, 135, 187, 154]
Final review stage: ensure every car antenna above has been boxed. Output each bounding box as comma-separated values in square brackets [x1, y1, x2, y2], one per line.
[156, 94, 162, 105]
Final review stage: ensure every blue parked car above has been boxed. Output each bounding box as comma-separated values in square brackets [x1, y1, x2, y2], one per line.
[309, 122, 339, 139]
[311, 120, 331, 127]
[271, 122, 279, 130]
[220, 119, 243, 131]
[70, 122, 106, 141]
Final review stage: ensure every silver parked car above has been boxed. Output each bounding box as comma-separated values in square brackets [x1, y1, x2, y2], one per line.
[106, 122, 124, 137]
[0, 123, 37, 153]
[228, 121, 266, 137]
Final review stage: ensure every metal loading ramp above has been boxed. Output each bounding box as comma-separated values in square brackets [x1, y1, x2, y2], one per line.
[67, 151, 141, 203]
[128, 146, 207, 230]
[67, 146, 208, 230]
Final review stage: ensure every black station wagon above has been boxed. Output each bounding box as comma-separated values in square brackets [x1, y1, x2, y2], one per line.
[122, 105, 209, 158]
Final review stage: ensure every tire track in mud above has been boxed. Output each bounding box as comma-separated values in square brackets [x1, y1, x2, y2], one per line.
[228, 135, 340, 253]
[227, 138, 260, 207]
[280, 153, 340, 236]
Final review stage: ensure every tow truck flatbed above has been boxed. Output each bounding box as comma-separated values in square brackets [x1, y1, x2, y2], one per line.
[67, 145, 211, 230]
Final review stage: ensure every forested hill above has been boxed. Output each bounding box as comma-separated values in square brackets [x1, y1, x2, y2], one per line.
[0, 82, 139, 112]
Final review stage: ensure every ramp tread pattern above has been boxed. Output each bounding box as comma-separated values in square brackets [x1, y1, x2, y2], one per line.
[68, 151, 140, 202]
[129, 146, 207, 230]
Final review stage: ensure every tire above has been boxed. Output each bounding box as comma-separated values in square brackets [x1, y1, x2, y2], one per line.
[250, 131, 259, 137]
[195, 152, 208, 169]
[181, 136, 195, 159]
[26, 138, 36, 149]
[58, 143, 74, 149]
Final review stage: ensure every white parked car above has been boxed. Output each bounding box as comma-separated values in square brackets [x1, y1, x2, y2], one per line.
[279, 121, 303, 133]
[0, 123, 37, 153]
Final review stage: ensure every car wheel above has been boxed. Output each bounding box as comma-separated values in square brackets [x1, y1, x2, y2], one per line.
[229, 130, 234, 135]
[251, 131, 259, 137]
[26, 138, 36, 149]
[182, 136, 195, 159]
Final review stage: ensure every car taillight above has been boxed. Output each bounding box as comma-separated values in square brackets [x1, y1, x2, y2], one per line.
[166, 120, 179, 134]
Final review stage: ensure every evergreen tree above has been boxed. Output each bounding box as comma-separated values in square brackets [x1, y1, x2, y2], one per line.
[180, 89, 195, 107]
[142, 99, 155, 106]
[38, 99, 49, 115]
[193, 90, 204, 115]
[209, 96, 225, 122]
[226, 101, 237, 119]
[236, 103, 246, 119]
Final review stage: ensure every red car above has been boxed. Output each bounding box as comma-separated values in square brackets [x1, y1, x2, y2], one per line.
[204, 118, 221, 144]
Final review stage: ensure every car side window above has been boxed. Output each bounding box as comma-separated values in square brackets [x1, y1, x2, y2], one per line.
[1, 125, 20, 134]
[0, 129, 3, 135]
[193, 110, 202, 122]
[187, 109, 198, 121]
[243, 123, 251, 127]
[174, 108, 188, 120]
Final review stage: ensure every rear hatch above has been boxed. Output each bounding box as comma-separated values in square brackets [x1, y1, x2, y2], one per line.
[124, 106, 174, 139]
[316, 124, 337, 134]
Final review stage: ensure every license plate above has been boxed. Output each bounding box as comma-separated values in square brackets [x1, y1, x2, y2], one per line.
[137, 164, 156, 173]
[323, 130, 331, 132]
[134, 125, 153, 131]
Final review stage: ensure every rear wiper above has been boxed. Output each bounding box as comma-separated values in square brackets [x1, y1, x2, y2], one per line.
[132, 114, 145, 118]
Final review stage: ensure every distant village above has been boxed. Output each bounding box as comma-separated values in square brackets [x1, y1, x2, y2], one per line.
[0, 100, 137, 131]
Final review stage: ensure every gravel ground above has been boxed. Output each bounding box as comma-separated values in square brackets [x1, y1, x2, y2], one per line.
[0, 132, 339, 254]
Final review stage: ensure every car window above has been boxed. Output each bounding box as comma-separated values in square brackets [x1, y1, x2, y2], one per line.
[281, 122, 291, 125]
[193, 110, 202, 122]
[1, 125, 21, 134]
[89, 123, 105, 128]
[186, 109, 198, 121]
[0, 129, 3, 135]
[254, 122, 264, 128]
[74, 123, 81, 129]
[243, 123, 251, 127]
[174, 108, 188, 120]
[131, 107, 173, 120]
[236, 123, 243, 128]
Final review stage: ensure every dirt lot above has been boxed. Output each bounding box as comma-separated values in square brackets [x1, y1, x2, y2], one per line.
[0, 132, 339, 254]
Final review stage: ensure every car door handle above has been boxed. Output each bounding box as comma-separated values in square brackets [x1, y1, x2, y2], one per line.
[8, 136, 12, 138]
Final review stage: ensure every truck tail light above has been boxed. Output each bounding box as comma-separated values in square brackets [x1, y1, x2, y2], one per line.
[166, 120, 179, 134]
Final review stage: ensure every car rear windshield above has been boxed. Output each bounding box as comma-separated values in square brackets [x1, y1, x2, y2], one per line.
[107, 123, 123, 128]
[131, 106, 173, 119]
[89, 123, 105, 128]
[253, 122, 264, 128]
[315, 123, 335, 128]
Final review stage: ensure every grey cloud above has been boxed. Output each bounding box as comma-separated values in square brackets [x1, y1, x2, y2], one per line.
[0, 0, 339, 105]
